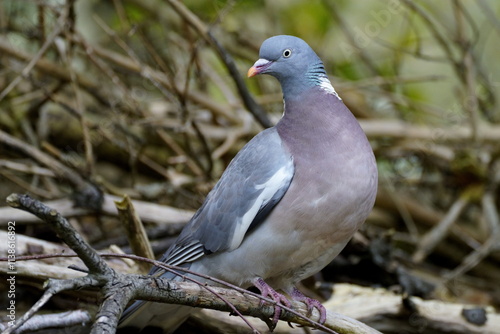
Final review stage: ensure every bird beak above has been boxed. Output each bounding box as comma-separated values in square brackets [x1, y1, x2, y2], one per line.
[247, 59, 272, 78]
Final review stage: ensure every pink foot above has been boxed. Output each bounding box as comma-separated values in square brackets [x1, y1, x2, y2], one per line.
[289, 287, 327, 324]
[253, 278, 291, 325]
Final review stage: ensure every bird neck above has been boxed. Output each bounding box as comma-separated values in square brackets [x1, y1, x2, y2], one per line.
[278, 89, 366, 162]
[281, 87, 343, 122]
[280, 61, 341, 102]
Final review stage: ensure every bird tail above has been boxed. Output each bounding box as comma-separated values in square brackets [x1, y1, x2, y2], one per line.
[118, 268, 194, 333]
[118, 300, 193, 333]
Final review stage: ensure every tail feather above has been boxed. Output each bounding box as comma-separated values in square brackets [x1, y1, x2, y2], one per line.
[119, 300, 193, 333]
[118, 265, 196, 333]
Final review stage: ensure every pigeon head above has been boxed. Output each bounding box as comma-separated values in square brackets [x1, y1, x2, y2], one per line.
[248, 35, 337, 99]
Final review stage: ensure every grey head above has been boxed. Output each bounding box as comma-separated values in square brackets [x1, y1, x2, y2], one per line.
[248, 35, 337, 99]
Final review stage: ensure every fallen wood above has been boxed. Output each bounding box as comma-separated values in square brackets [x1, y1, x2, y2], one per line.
[0, 194, 193, 225]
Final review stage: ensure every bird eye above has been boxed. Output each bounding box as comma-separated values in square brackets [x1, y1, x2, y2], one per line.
[282, 49, 292, 58]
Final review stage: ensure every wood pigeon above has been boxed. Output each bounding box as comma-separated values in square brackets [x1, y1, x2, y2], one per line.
[119, 35, 378, 332]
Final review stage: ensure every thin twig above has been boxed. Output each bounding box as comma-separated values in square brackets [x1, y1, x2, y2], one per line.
[162, 0, 272, 128]
[413, 193, 470, 263]
[443, 191, 500, 281]
[0, 10, 67, 101]
[0, 130, 103, 210]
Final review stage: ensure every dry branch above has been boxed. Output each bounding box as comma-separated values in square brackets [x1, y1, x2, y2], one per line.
[0, 194, 193, 225]
[359, 120, 500, 142]
[0, 129, 103, 210]
[129, 0, 272, 128]
[325, 284, 500, 334]
[114, 194, 155, 273]
[2, 193, 379, 334]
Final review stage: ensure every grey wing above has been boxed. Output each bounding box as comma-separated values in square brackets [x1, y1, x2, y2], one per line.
[155, 128, 294, 271]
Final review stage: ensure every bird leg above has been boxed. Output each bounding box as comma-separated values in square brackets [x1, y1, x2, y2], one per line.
[287, 287, 327, 324]
[253, 278, 291, 326]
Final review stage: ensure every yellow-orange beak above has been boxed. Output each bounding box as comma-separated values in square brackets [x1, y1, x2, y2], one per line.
[247, 59, 272, 78]
[247, 66, 259, 78]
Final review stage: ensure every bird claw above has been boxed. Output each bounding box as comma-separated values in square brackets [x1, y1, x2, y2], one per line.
[253, 279, 327, 328]
[253, 278, 291, 327]
[290, 287, 327, 324]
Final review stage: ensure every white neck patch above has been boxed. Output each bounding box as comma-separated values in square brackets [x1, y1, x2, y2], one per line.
[318, 76, 341, 100]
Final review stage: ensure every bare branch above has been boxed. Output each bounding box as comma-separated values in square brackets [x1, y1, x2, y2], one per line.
[0, 130, 103, 210]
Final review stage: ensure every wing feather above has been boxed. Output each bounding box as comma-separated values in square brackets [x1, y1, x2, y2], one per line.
[154, 128, 293, 272]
